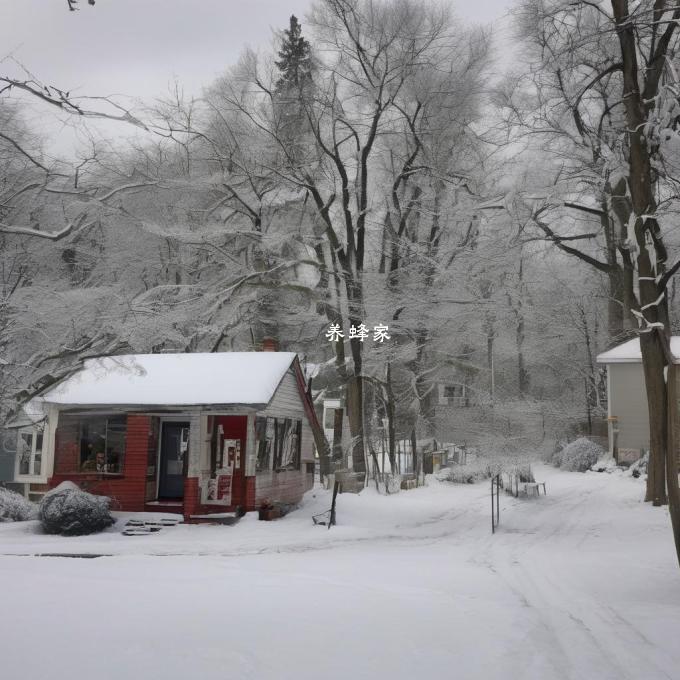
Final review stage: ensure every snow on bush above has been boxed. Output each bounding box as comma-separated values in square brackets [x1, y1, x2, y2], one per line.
[629, 453, 648, 479]
[0, 486, 38, 522]
[555, 438, 604, 472]
[437, 458, 503, 484]
[590, 456, 620, 473]
[39, 481, 115, 536]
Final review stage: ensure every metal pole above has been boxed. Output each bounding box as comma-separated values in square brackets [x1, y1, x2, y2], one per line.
[491, 477, 495, 534]
[496, 476, 500, 526]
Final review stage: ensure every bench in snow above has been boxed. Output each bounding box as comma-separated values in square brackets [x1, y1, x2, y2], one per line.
[523, 482, 546, 496]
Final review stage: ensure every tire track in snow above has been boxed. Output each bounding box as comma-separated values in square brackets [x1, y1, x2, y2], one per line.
[474, 473, 676, 680]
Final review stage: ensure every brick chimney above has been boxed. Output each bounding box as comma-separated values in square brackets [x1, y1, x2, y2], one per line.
[261, 337, 279, 352]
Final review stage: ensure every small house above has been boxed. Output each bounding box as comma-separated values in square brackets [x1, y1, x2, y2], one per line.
[596, 336, 680, 463]
[12, 352, 319, 520]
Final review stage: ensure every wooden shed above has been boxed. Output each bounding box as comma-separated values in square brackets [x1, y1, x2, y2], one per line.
[22, 352, 319, 520]
[597, 337, 680, 464]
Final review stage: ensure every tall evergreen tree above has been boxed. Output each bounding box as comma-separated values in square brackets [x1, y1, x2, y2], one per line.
[274, 15, 313, 95]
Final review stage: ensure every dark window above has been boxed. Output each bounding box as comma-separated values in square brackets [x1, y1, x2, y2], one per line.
[255, 416, 275, 472]
[76, 415, 126, 474]
[256, 417, 302, 472]
[273, 418, 301, 471]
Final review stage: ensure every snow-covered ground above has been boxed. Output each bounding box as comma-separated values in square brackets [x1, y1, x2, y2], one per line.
[1, 464, 679, 680]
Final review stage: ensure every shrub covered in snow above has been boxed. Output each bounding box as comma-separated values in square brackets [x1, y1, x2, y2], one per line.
[0, 486, 38, 522]
[437, 458, 503, 484]
[555, 438, 604, 472]
[39, 481, 115, 536]
[629, 453, 649, 478]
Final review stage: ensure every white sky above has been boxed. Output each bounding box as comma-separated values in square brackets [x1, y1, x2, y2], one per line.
[1, 0, 513, 155]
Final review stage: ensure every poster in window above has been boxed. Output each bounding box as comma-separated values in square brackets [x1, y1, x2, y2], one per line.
[220, 439, 240, 471]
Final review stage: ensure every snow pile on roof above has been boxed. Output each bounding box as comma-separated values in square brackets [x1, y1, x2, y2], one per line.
[596, 337, 680, 364]
[41, 352, 297, 406]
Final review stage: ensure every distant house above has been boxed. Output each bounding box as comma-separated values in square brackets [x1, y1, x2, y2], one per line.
[9, 352, 320, 520]
[321, 398, 351, 458]
[436, 382, 471, 409]
[596, 337, 680, 463]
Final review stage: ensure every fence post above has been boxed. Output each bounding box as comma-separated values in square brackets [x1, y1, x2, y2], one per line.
[491, 474, 501, 534]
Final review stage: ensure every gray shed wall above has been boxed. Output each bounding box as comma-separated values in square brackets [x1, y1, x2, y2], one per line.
[261, 369, 315, 462]
[608, 363, 650, 452]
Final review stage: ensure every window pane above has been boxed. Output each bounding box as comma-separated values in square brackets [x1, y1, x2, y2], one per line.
[70, 415, 127, 473]
[273, 419, 286, 469]
[255, 416, 271, 472]
[80, 418, 107, 471]
[105, 416, 126, 473]
[18, 432, 32, 475]
[277, 419, 301, 471]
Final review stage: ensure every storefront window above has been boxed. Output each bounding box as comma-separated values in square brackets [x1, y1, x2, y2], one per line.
[79, 416, 126, 473]
[56, 414, 127, 474]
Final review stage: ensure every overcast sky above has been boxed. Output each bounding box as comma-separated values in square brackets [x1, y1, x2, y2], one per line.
[3, 0, 512, 96]
[1, 0, 512, 154]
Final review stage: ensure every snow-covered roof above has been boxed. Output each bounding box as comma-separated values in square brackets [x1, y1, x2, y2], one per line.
[596, 337, 680, 364]
[40, 352, 299, 406]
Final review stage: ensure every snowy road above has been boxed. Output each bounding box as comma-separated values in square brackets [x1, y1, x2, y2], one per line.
[1, 466, 679, 680]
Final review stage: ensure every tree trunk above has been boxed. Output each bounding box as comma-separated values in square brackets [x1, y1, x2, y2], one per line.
[410, 428, 418, 481]
[640, 331, 668, 505]
[346, 374, 366, 475]
[332, 407, 344, 466]
[386, 362, 397, 474]
[665, 364, 680, 567]
[612, 0, 668, 504]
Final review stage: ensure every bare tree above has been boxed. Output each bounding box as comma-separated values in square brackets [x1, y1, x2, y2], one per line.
[502, 0, 680, 563]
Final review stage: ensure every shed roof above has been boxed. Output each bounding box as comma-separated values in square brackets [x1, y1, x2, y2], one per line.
[596, 337, 680, 364]
[40, 352, 299, 406]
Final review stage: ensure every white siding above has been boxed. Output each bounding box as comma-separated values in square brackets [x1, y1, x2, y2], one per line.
[608, 363, 650, 452]
[261, 370, 315, 462]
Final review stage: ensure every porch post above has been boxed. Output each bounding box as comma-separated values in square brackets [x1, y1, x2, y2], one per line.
[44, 405, 59, 482]
[183, 413, 203, 519]
[244, 413, 257, 511]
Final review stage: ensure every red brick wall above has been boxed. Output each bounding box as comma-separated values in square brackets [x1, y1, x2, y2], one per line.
[50, 414, 151, 512]
[183, 477, 201, 518]
[245, 476, 256, 511]
[53, 417, 80, 475]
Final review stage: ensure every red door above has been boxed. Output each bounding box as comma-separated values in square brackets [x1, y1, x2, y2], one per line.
[214, 416, 247, 508]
